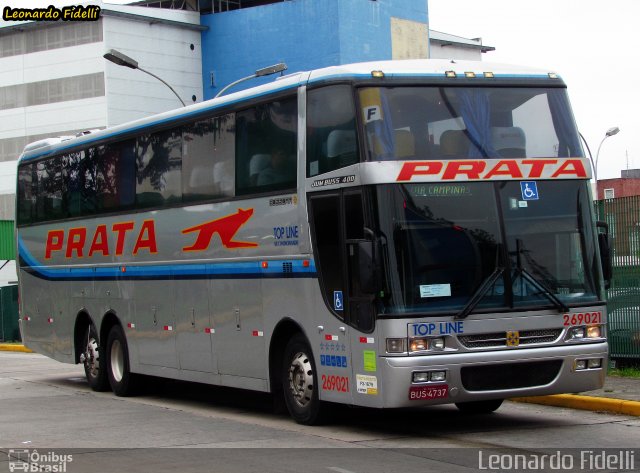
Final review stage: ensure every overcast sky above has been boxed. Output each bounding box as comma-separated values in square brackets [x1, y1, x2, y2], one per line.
[428, 0, 640, 180]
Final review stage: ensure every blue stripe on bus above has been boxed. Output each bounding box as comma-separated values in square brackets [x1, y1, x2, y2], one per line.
[18, 239, 317, 281]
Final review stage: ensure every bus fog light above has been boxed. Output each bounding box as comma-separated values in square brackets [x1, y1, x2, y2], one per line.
[412, 372, 430, 383]
[386, 338, 405, 353]
[575, 359, 587, 370]
[588, 358, 602, 369]
[430, 338, 445, 350]
[430, 371, 446, 382]
[586, 325, 601, 339]
[410, 338, 428, 352]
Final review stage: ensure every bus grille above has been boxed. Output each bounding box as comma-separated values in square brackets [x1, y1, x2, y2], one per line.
[461, 360, 563, 391]
[458, 329, 563, 349]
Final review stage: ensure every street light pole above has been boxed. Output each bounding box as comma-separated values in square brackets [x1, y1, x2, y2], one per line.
[214, 63, 287, 98]
[103, 49, 186, 107]
[594, 126, 620, 197]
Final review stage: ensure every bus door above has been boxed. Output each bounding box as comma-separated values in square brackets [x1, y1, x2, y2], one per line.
[308, 190, 377, 404]
[173, 277, 217, 374]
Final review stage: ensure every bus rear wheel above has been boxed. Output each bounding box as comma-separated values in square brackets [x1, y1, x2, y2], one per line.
[82, 324, 109, 392]
[106, 324, 139, 396]
[455, 399, 503, 414]
[282, 334, 324, 425]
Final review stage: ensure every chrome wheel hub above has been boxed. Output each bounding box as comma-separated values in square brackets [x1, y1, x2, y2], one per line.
[287, 351, 314, 408]
[84, 336, 100, 379]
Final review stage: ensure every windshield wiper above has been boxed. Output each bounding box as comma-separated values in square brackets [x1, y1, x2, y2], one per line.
[513, 267, 569, 313]
[455, 267, 504, 320]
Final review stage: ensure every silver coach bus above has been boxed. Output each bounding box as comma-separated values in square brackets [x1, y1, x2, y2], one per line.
[16, 60, 609, 424]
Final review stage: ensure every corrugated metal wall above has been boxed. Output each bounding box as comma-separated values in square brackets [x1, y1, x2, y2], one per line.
[596, 197, 640, 361]
[0, 220, 15, 260]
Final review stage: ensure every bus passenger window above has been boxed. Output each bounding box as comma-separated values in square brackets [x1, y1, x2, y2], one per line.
[307, 85, 358, 177]
[34, 157, 64, 222]
[235, 97, 297, 195]
[95, 140, 135, 212]
[17, 164, 34, 225]
[183, 115, 235, 202]
[136, 128, 182, 208]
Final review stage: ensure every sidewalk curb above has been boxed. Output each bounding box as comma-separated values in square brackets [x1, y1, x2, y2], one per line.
[512, 394, 640, 417]
[0, 343, 33, 353]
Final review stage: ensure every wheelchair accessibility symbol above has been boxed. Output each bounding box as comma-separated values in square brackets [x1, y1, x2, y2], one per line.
[334, 291, 344, 311]
[520, 181, 539, 201]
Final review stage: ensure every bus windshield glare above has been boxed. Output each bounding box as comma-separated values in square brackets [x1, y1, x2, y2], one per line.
[375, 180, 601, 315]
[359, 86, 583, 161]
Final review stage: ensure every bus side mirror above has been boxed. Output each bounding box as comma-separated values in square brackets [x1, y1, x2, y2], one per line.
[357, 240, 376, 294]
[357, 238, 382, 295]
[596, 221, 612, 290]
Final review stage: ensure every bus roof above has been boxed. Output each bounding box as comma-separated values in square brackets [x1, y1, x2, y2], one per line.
[18, 59, 562, 163]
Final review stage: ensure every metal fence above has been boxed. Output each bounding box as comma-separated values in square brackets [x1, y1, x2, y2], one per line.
[596, 196, 640, 362]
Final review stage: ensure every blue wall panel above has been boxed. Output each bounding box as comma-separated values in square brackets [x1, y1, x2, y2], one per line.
[201, 0, 428, 100]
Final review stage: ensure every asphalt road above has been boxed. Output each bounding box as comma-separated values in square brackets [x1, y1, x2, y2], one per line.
[0, 352, 638, 473]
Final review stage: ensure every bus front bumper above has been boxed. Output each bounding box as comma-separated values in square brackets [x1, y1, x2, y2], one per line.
[378, 342, 607, 408]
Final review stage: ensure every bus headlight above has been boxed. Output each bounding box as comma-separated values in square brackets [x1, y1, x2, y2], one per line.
[430, 338, 445, 350]
[410, 338, 428, 352]
[586, 325, 602, 338]
[567, 326, 585, 340]
[386, 338, 406, 353]
[566, 325, 604, 342]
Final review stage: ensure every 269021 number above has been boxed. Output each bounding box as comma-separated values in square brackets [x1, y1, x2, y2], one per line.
[321, 375, 349, 393]
[563, 312, 602, 326]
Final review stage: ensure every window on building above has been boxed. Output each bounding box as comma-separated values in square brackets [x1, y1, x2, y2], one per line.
[604, 188, 615, 200]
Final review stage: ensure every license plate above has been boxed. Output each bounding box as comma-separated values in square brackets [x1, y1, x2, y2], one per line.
[408, 384, 448, 401]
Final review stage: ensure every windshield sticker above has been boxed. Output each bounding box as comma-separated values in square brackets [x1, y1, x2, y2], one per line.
[356, 374, 378, 395]
[420, 284, 451, 298]
[363, 350, 377, 372]
[411, 321, 464, 336]
[334, 291, 344, 311]
[409, 184, 472, 197]
[520, 181, 539, 200]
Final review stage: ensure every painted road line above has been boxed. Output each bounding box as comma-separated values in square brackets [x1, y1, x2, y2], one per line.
[512, 394, 640, 417]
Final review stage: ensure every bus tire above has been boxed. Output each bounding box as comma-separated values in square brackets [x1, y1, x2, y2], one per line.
[455, 399, 503, 414]
[106, 324, 139, 396]
[282, 334, 324, 425]
[82, 324, 109, 392]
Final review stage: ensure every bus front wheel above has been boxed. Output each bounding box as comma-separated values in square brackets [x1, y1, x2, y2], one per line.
[455, 399, 503, 414]
[106, 324, 139, 396]
[82, 324, 109, 392]
[282, 334, 324, 425]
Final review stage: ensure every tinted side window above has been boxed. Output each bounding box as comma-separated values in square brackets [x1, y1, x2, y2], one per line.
[136, 128, 182, 208]
[34, 157, 64, 222]
[236, 97, 297, 195]
[307, 85, 358, 177]
[17, 164, 34, 225]
[96, 140, 136, 212]
[182, 114, 235, 202]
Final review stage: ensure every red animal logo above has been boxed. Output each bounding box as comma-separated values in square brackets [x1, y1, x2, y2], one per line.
[182, 208, 258, 251]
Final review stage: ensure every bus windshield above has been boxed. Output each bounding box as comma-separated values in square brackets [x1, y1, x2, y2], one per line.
[359, 86, 583, 161]
[375, 180, 600, 315]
